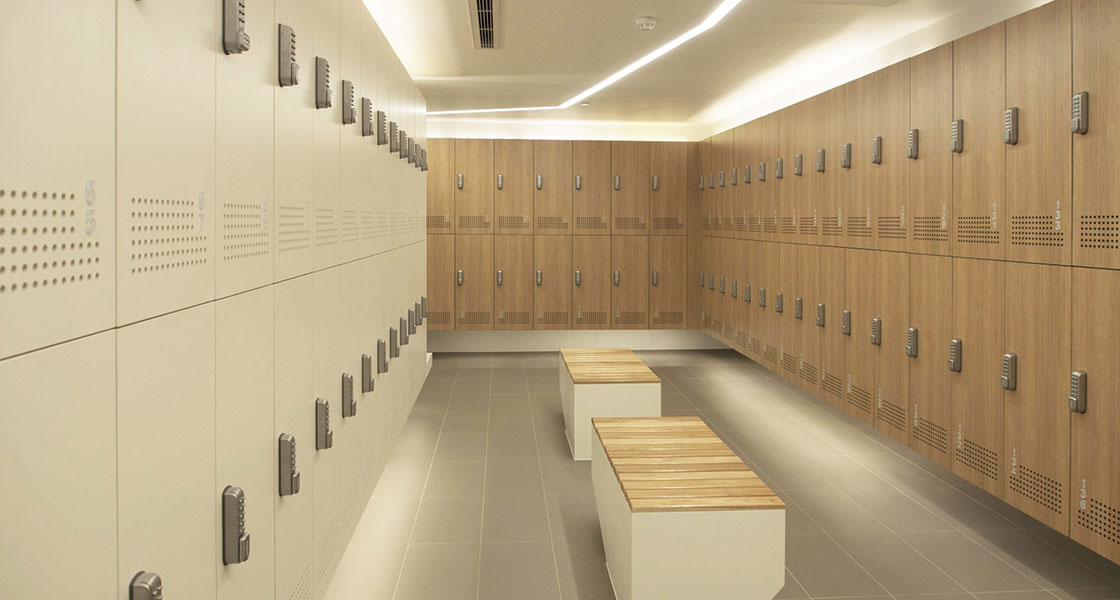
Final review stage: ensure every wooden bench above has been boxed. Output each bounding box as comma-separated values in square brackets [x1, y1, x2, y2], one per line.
[591, 417, 786, 600]
[559, 349, 661, 461]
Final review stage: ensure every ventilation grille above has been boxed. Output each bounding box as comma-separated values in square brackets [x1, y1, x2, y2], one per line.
[800, 362, 818, 386]
[314, 207, 337, 247]
[877, 216, 906, 239]
[958, 437, 999, 481]
[289, 564, 312, 600]
[734, 217, 746, 232]
[498, 311, 529, 325]
[848, 384, 872, 413]
[428, 311, 451, 325]
[763, 217, 778, 234]
[653, 311, 684, 325]
[341, 208, 359, 243]
[1011, 215, 1064, 247]
[748, 216, 762, 233]
[428, 215, 452, 229]
[128, 196, 209, 274]
[763, 344, 779, 364]
[278, 203, 310, 252]
[376, 210, 390, 238]
[723, 323, 735, 339]
[1079, 215, 1119, 249]
[652, 216, 683, 231]
[221, 201, 269, 262]
[735, 330, 748, 347]
[957, 215, 999, 245]
[800, 216, 817, 236]
[473, 0, 497, 49]
[781, 353, 798, 375]
[712, 318, 723, 333]
[459, 311, 491, 325]
[617, 311, 646, 325]
[878, 398, 906, 432]
[538, 311, 569, 325]
[615, 216, 645, 230]
[1010, 464, 1063, 515]
[822, 371, 843, 399]
[316, 515, 341, 583]
[914, 417, 948, 454]
[749, 337, 763, 355]
[577, 311, 607, 325]
[362, 210, 376, 238]
[913, 215, 948, 241]
[575, 216, 607, 230]
[0, 187, 104, 294]
[847, 216, 872, 238]
[822, 216, 842, 237]
[459, 215, 489, 229]
[722, 217, 733, 231]
[1078, 498, 1120, 545]
[702, 216, 711, 231]
[498, 215, 529, 230]
[343, 479, 362, 525]
[780, 216, 796, 235]
[537, 216, 568, 230]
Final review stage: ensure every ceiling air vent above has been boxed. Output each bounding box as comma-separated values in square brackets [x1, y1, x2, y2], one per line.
[470, 0, 499, 49]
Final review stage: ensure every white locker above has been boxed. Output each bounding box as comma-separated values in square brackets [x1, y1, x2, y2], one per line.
[216, 288, 276, 599]
[274, 0, 316, 280]
[274, 276, 316, 600]
[359, 256, 385, 498]
[337, 261, 366, 541]
[338, 0, 364, 263]
[312, 268, 342, 597]
[0, 1, 116, 360]
[359, 12, 381, 258]
[216, 0, 276, 298]
[118, 304, 216, 599]
[312, 0, 342, 270]
[0, 333, 116, 598]
[373, 29, 395, 253]
[116, 0, 217, 325]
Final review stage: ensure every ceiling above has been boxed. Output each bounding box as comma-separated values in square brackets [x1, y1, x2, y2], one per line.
[364, 0, 1052, 139]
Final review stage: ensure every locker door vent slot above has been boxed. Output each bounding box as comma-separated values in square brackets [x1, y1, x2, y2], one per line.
[536, 216, 569, 229]
[341, 209, 358, 243]
[749, 337, 764, 356]
[799, 362, 818, 386]
[763, 216, 778, 234]
[722, 323, 734, 339]
[221, 200, 269, 262]
[1010, 464, 1063, 514]
[1079, 215, 1120, 249]
[799, 216, 817, 236]
[780, 217, 796, 235]
[763, 345, 779, 364]
[914, 417, 948, 454]
[537, 312, 568, 325]
[427, 216, 452, 229]
[847, 215, 872, 238]
[877, 216, 906, 239]
[128, 196, 209, 275]
[1011, 215, 1064, 247]
[822, 216, 842, 237]
[316, 515, 340, 583]
[497, 215, 530, 230]
[652, 216, 684, 231]
[781, 353, 798, 375]
[459, 311, 491, 325]
[822, 372, 843, 400]
[957, 438, 998, 481]
[575, 216, 608, 230]
[735, 330, 747, 348]
[701, 216, 711, 231]
[458, 215, 490, 229]
[878, 399, 906, 432]
[290, 564, 312, 600]
[1078, 498, 1120, 545]
[957, 215, 1000, 244]
[749, 216, 762, 233]
[0, 187, 106, 293]
[576, 311, 607, 325]
[723, 217, 734, 232]
[498, 311, 530, 325]
[617, 311, 646, 325]
[652, 311, 684, 325]
[848, 385, 872, 413]
[614, 216, 646, 230]
[913, 215, 949, 241]
[428, 311, 451, 325]
[315, 207, 337, 246]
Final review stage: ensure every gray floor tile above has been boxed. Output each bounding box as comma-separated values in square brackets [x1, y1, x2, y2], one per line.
[442, 409, 489, 433]
[486, 432, 538, 461]
[434, 432, 488, 462]
[485, 460, 545, 496]
[968, 529, 1120, 590]
[482, 494, 552, 542]
[395, 543, 480, 600]
[491, 378, 529, 395]
[774, 569, 810, 599]
[410, 495, 484, 543]
[426, 460, 485, 496]
[784, 485, 892, 536]
[832, 533, 966, 596]
[447, 392, 491, 411]
[901, 530, 1042, 592]
[785, 534, 889, 597]
[479, 542, 562, 600]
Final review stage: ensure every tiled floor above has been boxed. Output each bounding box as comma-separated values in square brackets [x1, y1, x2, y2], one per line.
[327, 349, 1120, 600]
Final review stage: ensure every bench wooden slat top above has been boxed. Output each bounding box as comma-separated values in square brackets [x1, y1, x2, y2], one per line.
[593, 416, 784, 513]
[560, 348, 661, 385]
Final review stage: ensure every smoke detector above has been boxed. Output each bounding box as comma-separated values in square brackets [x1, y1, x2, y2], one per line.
[634, 16, 658, 31]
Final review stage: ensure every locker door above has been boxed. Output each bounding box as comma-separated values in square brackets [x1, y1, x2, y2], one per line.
[745, 241, 763, 361]
[909, 43, 954, 256]
[311, 0, 341, 270]
[778, 103, 804, 242]
[650, 142, 687, 235]
[733, 125, 749, 239]
[337, 0, 362, 264]
[820, 88, 848, 246]
[612, 141, 650, 235]
[699, 236, 712, 333]
[951, 258, 1005, 497]
[845, 78, 875, 248]
[908, 254, 953, 468]
[427, 139, 455, 232]
[732, 238, 751, 352]
[818, 246, 846, 408]
[216, 288, 276, 599]
[1071, 267, 1120, 563]
[760, 116, 780, 241]
[778, 243, 799, 383]
[1007, 0, 1072, 265]
[534, 140, 573, 234]
[455, 234, 494, 329]
[427, 235, 455, 330]
[798, 97, 820, 243]
[454, 139, 494, 233]
[872, 62, 910, 251]
[796, 246, 820, 393]
[274, 277, 315, 600]
[311, 269, 342, 595]
[336, 262, 365, 540]
[611, 236, 649, 329]
[119, 305, 216, 599]
[758, 242, 779, 368]
[359, 15, 383, 258]
[494, 235, 532, 329]
[573, 236, 610, 329]
[1072, 0, 1120, 269]
[953, 23, 1007, 259]
[686, 142, 703, 330]
[717, 131, 734, 237]
[535, 236, 572, 329]
[699, 137, 713, 236]
[0, 333, 115, 598]
[117, 0, 216, 324]
[844, 249, 876, 425]
[650, 236, 686, 329]
[718, 238, 733, 340]
[1003, 262, 1071, 532]
[572, 141, 611, 234]
[873, 251, 910, 445]
[495, 139, 533, 234]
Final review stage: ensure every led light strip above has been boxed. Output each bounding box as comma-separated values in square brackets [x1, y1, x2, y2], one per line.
[427, 0, 742, 116]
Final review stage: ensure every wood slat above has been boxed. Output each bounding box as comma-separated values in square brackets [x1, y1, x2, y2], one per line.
[561, 348, 661, 384]
[629, 496, 786, 512]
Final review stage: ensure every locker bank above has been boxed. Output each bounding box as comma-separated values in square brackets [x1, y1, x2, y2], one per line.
[4, 0, 1120, 599]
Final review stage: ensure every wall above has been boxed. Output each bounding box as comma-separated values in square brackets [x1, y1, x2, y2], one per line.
[0, 1, 430, 598]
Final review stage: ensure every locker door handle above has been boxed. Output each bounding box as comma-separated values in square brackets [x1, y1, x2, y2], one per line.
[906, 327, 918, 358]
[870, 317, 882, 346]
[496, 173, 503, 190]
[130, 572, 163, 600]
[948, 339, 962, 372]
[222, 486, 251, 565]
[614, 175, 620, 191]
[950, 120, 963, 153]
[315, 398, 333, 450]
[278, 433, 301, 497]
[457, 173, 464, 189]
[1071, 92, 1089, 134]
[651, 270, 659, 286]
[457, 269, 464, 286]
[731, 167, 738, 185]
[719, 170, 726, 187]
[496, 269, 503, 286]
[907, 129, 919, 159]
[699, 271, 705, 287]
[575, 174, 582, 190]
[1069, 371, 1087, 413]
[1001, 353, 1017, 390]
[536, 270, 543, 286]
[613, 270, 620, 286]
[340, 373, 355, 418]
[536, 174, 543, 190]
[698, 175, 705, 190]
[652, 175, 659, 191]
[574, 269, 582, 286]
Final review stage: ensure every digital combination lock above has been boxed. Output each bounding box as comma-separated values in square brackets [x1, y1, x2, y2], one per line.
[376, 111, 388, 145]
[816, 149, 825, 173]
[841, 310, 851, 336]
[341, 372, 356, 418]
[870, 317, 882, 346]
[361, 98, 374, 136]
[948, 339, 963, 373]
[222, 0, 250, 55]
[794, 297, 803, 320]
[400, 317, 410, 346]
[730, 280, 737, 298]
[1003, 107, 1019, 145]
[907, 129, 918, 159]
[758, 288, 767, 308]
[315, 398, 333, 450]
[1001, 353, 1017, 391]
[775, 292, 784, 314]
[377, 338, 389, 374]
[743, 284, 751, 303]
[775, 158, 784, 179]
[743, 164, 751, 183]
[130, 572, 163, 600]
[341, 80, 356, 125]
[315, 57, 332, 109]
[816, 303, 825, 327]
[794, 154, 803, 176]
[1069, 371, 1087, 414]
[222, 486, 251, 565]
[389, 327, 400, 358]
[871, 137, 882, 165]
[279, 433, 301, 497]
[906, 327, 918, 358]
[950, 120, 963, 153]
[841, 143, 851, 169]
[408, 309, 417, 335]
[278, 24, 299, 87]
[1071, 92, 1089, 134]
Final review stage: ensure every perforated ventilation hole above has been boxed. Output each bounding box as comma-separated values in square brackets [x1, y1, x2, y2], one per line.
[800, 362, 818, 386]
[653, 311, 684, 325]
[822, 371, 843, 399]
[288, 564, 312, 600]
[427, 215, 451, 229]
[1080, 214, 1120, 249]
[957, 215, 1000, 245]
[780, 217, 796, 235]
[822, 216, 842, 237]
[498, 311, 530, 325]
[847, 216, 872, 238]
[914, 417, 948, 454]
[763, 217, 778, 234]
[129, 196, 209, 273]
[341, 208, 359, 243]
[221, 201, 269, 262]
[459, 215, 489, 229]
[763, 344, 779, 364]
[536, 216, 568, 229]
[781, 353, 798, 374]
[428, 311, 451, 325]
[1011, 215, 1064, 247]
[498, 215, 530, 229]
[576, 311, 607, 325]
[575, 216, 607, 230]
[877, 216, 906, 239]
[734, 217, 746, 232]
[651, 216, 683, 230]
[913, 215, 949, 241]
[1, 187, 104, 293]
[1010, 464, 1063, 514]
[538, 311, 569, 325]
[1078, 498, 1120, 545]
[459, 311, 491, 325]
[957, 438, 999, 481]
[316, 515, 341, 583]
[799, 216, 817, 236]
[614, 216, 645, 230]
[617, 311, 646, 325]
[278, 203, 310, 252]
[848, 384, 872, 413]
[878, 399, 906, 431]
[748, 337, 763, 356]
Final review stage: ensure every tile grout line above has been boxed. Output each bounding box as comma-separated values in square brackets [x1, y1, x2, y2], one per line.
[525, 359, 566, 600]
[475, 362, 494, 600]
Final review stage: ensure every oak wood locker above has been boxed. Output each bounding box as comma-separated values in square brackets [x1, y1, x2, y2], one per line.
[778, 102, 806, 243]
[650, 142, 687, 235]
[337, 0, 363, 265]
[908, 254, 954, 468]
[118, 304, 216, 599]
[909, 43, 954, 256]
[427, 139, 455, 232]
[454, 234, 494, 329]
[760, 114, 781, 241]
[1007, 0, 1072, 265]
[1003, 262, 1071, 532]
[732, 238, 751, 352]
[612, 141, 650, 235]
[718, 237, 735, 340]
[733, 124, 750, 239]
[699, 236, 714, 333]
[216, 287, 276, 599]
[117, 0, 216, 325]
[426, 235, 455, 329]
[534, 140, 573, 234]
[611, 236, 649, 329]
[797, 96, 821, 243]
[1071, 267, 1120, 563]
[778, 243, 800, 383]
[953, 23, 1007, 260]
[336, 261, 365, 541]
[819, 88, 847, 246]
[572, 141, 611, 234]
[872, 251, 910, 445]
[686, 142, 703, 329]
[0, 0, 116, 360]
[870, 62, 910, 251]
[495, 139, 533, 234]
[745, 241, 764, 361]
[758, 241, 780, 367]
[572, 235, 611, 329]
[818, 246, 847, 408]
[0, 333, 116, 597]
[274, 277, 315, 600]
[650, 236, 686, 329]
[311, 268, 342, 594]
[796, 245, 821, 394]
[455, 139, 495, 233]
[844, 77, 875, 249]
[844, 249, 876, 425]
[699, 137, 713, 235]
[534, 235, 572, 329]
[311, 0, 342, 271]
[717, 130, 736, 237]
[1073, 0, 1120, 269]
[493, 235, 532, 329]
[950, 258, 1005, 497]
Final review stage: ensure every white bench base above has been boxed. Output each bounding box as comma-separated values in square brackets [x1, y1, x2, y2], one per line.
[591, 435, 786, 600]
[560, 368, 661, 461]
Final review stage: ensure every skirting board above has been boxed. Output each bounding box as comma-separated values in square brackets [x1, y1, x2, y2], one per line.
[428, 329, 728, 353]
